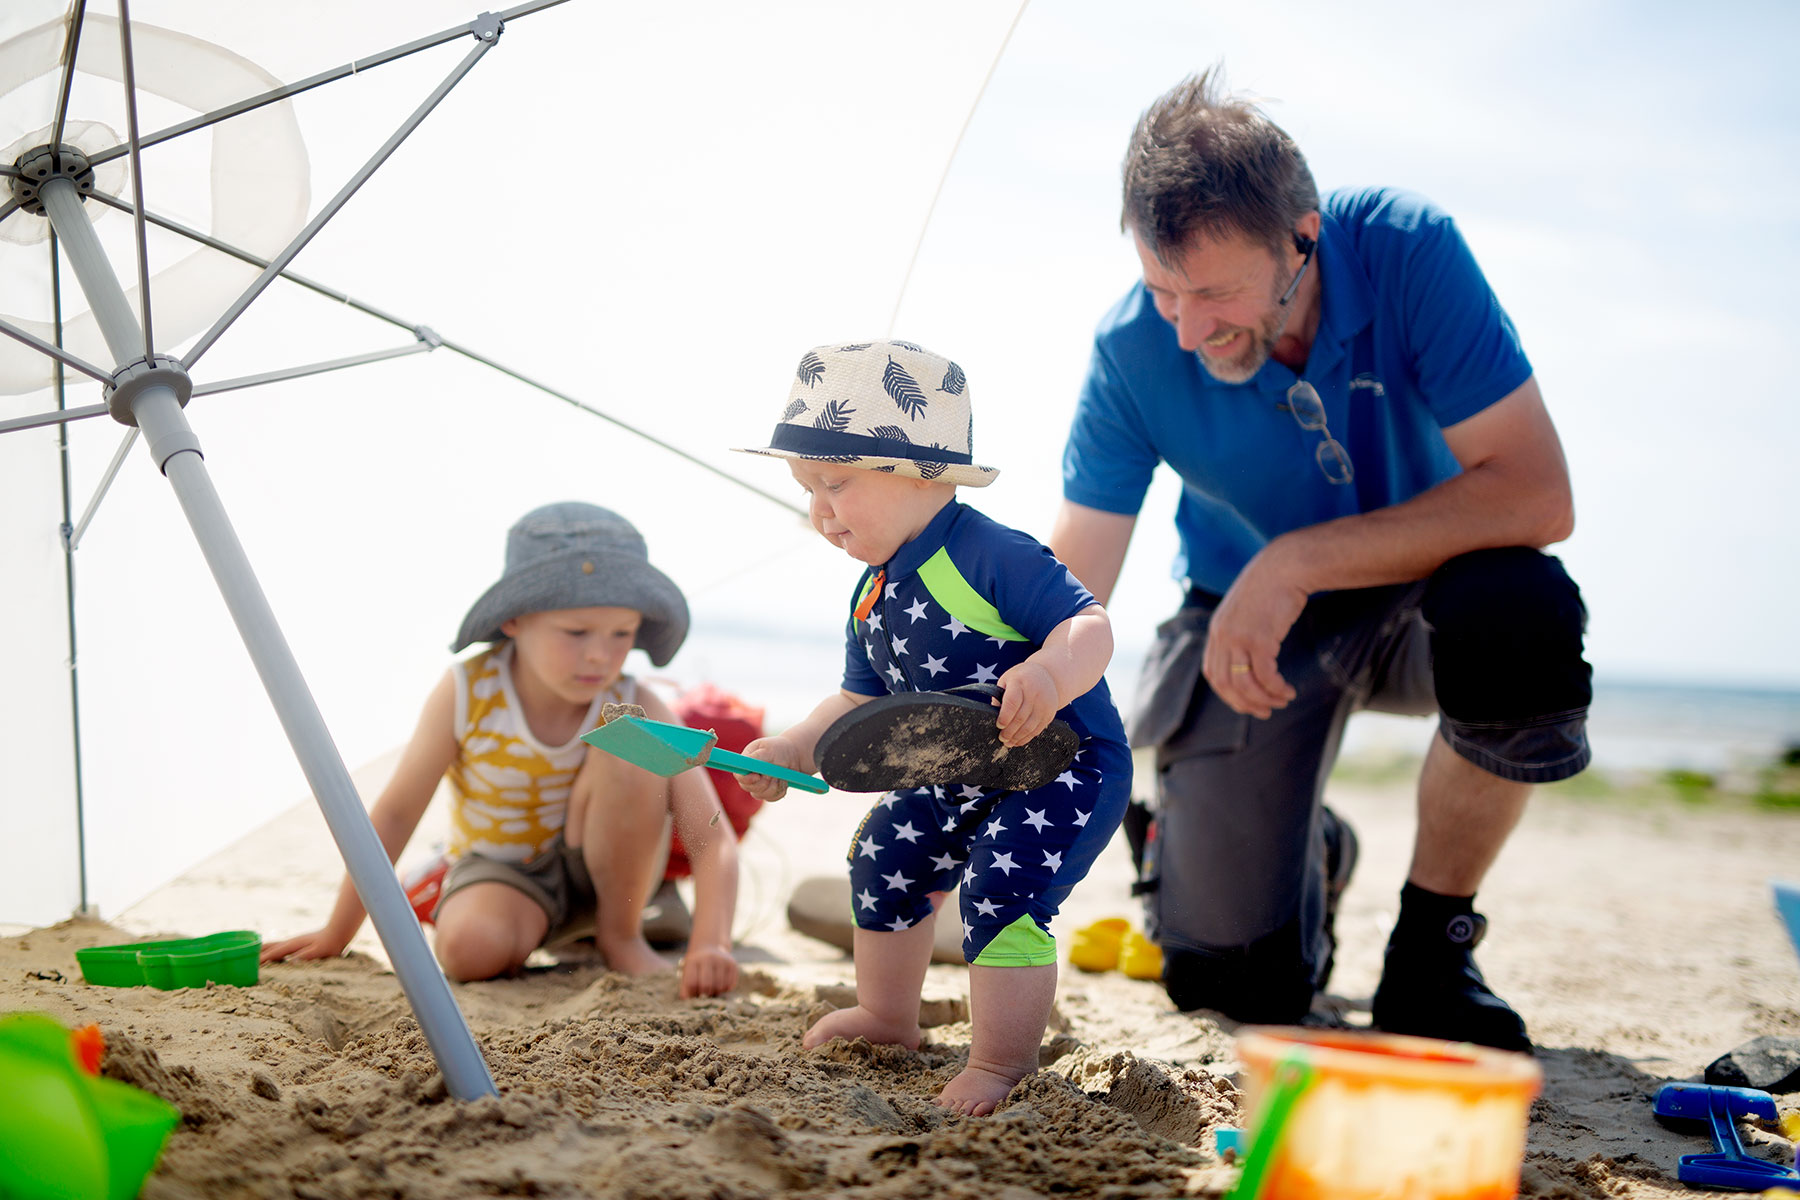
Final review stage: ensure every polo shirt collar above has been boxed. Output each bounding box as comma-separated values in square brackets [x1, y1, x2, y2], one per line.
[1301, 209, 1377, 379]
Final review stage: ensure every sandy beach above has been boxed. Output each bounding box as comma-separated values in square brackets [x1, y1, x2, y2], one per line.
[4, 741, 1798, 1199]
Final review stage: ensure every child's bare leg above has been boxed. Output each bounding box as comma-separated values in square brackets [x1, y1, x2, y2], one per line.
[938, 962, 1057, 1116]
[434, 882, 550, 981]
[802, 918, 938, 1051]
[578, 755, 672, 976]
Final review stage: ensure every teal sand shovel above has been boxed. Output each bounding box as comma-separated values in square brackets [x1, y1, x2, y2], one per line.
[581, 715, 829, 794]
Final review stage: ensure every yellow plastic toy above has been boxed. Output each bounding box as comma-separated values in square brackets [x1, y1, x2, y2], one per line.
[1068, 917, 1132, 972]
[1120, 931, 1164, 980]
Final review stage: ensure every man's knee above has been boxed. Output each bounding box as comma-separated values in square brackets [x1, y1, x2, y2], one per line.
[1423, 548, 1591, 721]
[1161, 929, 1316, 1024]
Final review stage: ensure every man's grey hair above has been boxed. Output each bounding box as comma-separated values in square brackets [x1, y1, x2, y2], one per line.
[1121, 68, 1319, 263]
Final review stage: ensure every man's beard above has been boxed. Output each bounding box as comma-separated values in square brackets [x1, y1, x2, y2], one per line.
[1192, 261, 1301, 384]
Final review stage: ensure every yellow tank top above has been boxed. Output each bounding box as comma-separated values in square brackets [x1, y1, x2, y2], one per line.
[445, 643, 634, 862]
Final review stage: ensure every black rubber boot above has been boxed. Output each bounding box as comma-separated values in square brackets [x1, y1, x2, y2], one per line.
[1371, 884, 1531, 1054]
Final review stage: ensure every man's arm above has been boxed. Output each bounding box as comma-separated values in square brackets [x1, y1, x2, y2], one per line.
[1048, 500, 1139, 607]
[1206, 376, 1573, 718]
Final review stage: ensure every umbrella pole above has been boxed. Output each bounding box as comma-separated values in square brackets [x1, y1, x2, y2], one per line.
[38, 175, 497, 1101]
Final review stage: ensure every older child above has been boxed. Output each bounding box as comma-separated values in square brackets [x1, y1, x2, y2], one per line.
[262, 503, 739, 998]
[735, 341, 1131, 1115]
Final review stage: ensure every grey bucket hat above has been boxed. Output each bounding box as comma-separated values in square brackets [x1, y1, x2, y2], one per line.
[451, 502, 689, 666]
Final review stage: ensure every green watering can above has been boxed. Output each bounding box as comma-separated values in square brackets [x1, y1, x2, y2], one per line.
[0, 1012, 180, 1200]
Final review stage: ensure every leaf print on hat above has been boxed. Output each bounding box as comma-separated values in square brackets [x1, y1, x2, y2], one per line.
[918, 447, 948, 480]
[796, 352, 825, 387]
[813, 399, 855, 432]
[868, 424, 911, 445]
[891, 340, 923, 352]
[883, 357, 928, 419]
[939, 361, 966, 395]
[781, 398, 808, 422]
[836, 343, 871, 352]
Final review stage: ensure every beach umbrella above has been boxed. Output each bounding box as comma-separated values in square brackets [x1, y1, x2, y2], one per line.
[0, 0, 1023, 1099]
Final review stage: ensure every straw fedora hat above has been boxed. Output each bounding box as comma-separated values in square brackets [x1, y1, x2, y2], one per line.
[737, 339, 998, 487]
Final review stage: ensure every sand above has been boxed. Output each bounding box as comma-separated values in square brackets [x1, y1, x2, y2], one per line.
[4, 753, 1798, 1199]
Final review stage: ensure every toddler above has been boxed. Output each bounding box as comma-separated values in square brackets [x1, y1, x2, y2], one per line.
[263, 503, 740, 998]
[735, 341, 1131, 1114]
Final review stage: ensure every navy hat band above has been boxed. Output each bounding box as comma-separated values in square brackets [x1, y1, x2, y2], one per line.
[766, 423, 974, 465]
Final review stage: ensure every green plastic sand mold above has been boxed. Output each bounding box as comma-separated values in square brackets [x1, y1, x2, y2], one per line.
[0, 1012, 180, 1200]
[75, 930, 261, 990]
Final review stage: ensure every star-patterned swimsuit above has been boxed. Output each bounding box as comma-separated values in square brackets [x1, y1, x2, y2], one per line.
[840, 499, 1131, 966]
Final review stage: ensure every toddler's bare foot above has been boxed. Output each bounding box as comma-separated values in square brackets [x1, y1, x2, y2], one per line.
[801, 1004, 920, 1051]
[936, 1062, 1031, 1116]
[598, 934, 669, 977]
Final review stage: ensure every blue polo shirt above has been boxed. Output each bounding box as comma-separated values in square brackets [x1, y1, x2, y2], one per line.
[841, 498, 1127, 747]
[1062, 187, 1534, 596]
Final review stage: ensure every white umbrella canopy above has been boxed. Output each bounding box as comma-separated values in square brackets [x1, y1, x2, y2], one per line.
[0, 0, 1027, 928]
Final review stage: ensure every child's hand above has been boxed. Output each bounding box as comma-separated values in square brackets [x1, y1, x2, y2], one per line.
[260, 928, 352, 964]
[737, 735, 805, 802]
[994, 661, 1061, 747]
[679, 942, 739, 998]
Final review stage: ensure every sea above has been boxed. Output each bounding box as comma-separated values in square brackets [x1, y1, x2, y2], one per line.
[669, 620, 1800, 777]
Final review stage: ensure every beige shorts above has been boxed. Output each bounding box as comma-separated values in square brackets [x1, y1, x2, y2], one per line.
[437, 825, 670, 947]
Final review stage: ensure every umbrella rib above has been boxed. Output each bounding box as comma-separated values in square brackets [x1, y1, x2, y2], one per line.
[0, 403, 110, 436]
[81, 192, 805, 517]
[116, 0, 155, 360]
[49, 227, 91, 913]
[190, 342, 433, 397]
[84, 191, 418, 330]
[438, 336, 809, 519]
[67, 428, 139, 552]
[0, 196, 22, 224]
[0, 313, 112, 384]
[50, 0, 89, 156]
[83, 1, 568, 169]
[181, 34, 497, 372]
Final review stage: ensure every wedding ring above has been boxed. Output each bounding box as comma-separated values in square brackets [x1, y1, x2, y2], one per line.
[1229, 663, 1251, 674]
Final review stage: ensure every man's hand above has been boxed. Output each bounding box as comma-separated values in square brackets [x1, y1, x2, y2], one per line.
[994, 661, 1060, 747]
[1203, 548, 1307, 719]
[679, 942, 739, 998]
[737, 735, 804, 802]
[260, 928, 351, 964]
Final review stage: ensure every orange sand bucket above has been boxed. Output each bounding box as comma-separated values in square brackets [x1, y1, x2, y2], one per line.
[1235, 1026, 1541, 1200]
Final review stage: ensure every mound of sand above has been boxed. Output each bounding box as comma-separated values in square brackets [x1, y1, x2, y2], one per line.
[3, 768, 1798, 1198]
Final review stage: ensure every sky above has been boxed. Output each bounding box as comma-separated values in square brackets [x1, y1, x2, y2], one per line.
[3, 0, 1798, 919]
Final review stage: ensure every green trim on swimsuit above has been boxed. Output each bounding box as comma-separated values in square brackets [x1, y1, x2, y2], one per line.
[973, 912, 1058, 966]
[917, 548, 1027, 642]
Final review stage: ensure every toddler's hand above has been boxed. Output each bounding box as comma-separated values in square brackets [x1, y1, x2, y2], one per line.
[994, 662, 1060, 747]
[260, 929, 351, 964]
[738, 735, 804, 802]
[680, 942, 739, 998]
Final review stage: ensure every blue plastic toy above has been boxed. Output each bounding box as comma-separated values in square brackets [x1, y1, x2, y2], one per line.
[1774, 879, 1800, 965]
[1652, 1081, 1800, 1190]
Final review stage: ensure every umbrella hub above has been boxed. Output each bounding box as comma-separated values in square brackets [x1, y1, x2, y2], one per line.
[9, 146, 98, 217]
[106, 355, 192, 427]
